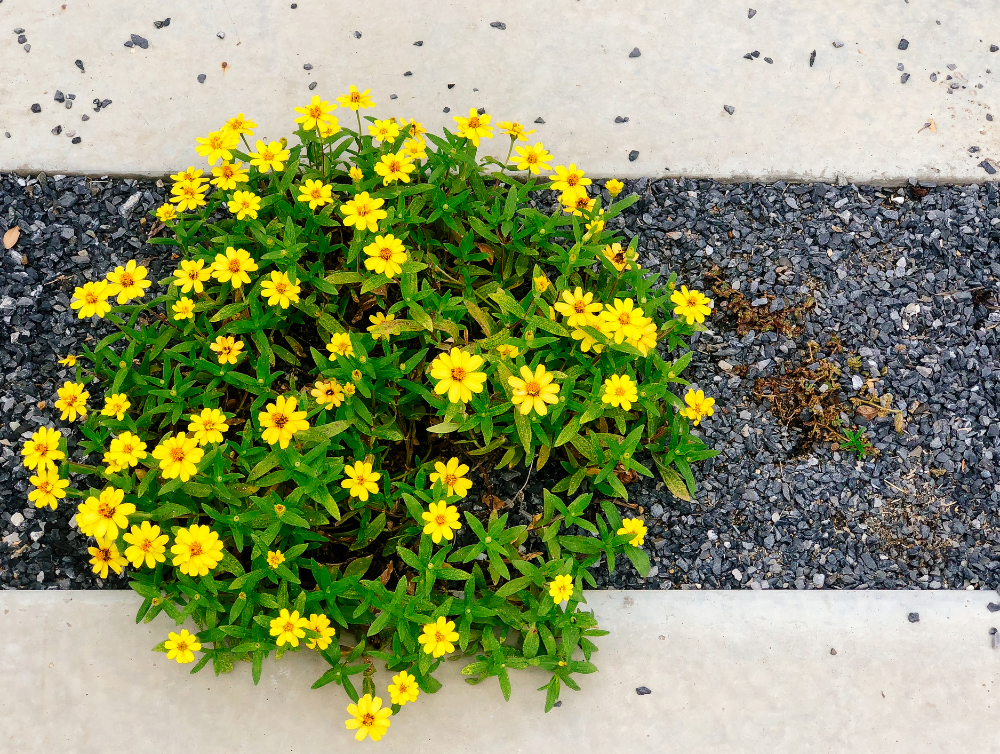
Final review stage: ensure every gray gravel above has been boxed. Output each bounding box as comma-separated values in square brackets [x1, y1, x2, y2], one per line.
[3, 173, 1000, 595]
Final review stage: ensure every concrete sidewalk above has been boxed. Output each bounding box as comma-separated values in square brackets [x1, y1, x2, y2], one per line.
[0, 590, 996, 752]
[0, 0, 998, 182]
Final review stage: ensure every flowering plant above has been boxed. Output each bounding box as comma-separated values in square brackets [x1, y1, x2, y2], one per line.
[24, 89, 717, 740]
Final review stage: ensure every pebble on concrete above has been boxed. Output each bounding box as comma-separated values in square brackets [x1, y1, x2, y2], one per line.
[748, 8, 757, 18]
[629, 47, 641, 58]
[490, 21, 506, 30]
[74, 59, 84, 72]
[534, 117, 545, 123]
[628, 150, 639, 162]
[30, 104, 40, 113]
[636, 686, 652, 696]
[898, 38, 909, 50]
[901, 73, 910, 84]
[908, 612, 920, 623]
[724, 105, 735, 115]
[809, 50, 816, 67]
[197, 74, 207, 83]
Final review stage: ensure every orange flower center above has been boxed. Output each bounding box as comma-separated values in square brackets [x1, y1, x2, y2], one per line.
[220, 346, 232, 356]
[221, 166, 234, 178]
[614, 252, 626, 264]
[175, 640, 188, 652]
[575, 197, 589, 210]
[189, 542, 204, 556]
[388, 159, 401, 173]
[573, 301, 586, 313]
[308, 105, 322, 118]
[64, 395, 80, 407]
[615, 386, 627, 397]
[262, 149, 275, 161]
[310, 187, 322, 199]
[84, 292, 98, 305]
[566, 174, 579, 187]
[687, 296, 699, 307]
[378, 246, 394, 261]
[119, 273, 135, 287]
[350, 92, 361, 103]
[361, 713, 375, 727]
[450, 367, 467, 381]
[97, 548, 111, 562]
[468, 117, 480, 128]
[618, 313, 632, 326]
[434, 514, 446, 525]
[434, 631, 445, 642]
[356, 204, 371, 218]
[526, 153, 538, 164]
[39, 481, 53, 493]
[444, 474, 458, 487]
[228, 259, 242, 273]
[274, 281, 287, 294]
[283, 622, 295, 633]
[272, 414, 289, 429]
[525, 381, 541, 396]
[140, 539, 152, 552]
[169, 447, 187, 462]
[121, 443, 134, 454]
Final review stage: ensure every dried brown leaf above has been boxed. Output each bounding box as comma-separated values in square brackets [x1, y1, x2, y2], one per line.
[3, 226, 20, 250]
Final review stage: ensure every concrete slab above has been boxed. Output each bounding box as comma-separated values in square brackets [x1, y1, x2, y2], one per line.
[0, 590, 996, 752]
[1, 1, 998, 182]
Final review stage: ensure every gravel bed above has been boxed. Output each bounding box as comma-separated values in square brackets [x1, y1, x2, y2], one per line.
[2, 172, 1000, 593]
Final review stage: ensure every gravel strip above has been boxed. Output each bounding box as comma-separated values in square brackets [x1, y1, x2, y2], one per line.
[2, 173, 1000, 594]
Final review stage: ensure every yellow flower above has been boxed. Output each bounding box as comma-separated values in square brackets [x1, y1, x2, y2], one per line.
[388, 670, 420, 706]
[548, 574, 574, 603]
[368, 118, 400, 142]
[599, 298, 645, 343]
[211, 246, 259, 288]
[306, 613, 336, 651]
[341, 192, 387, 233]
[454, 108, 494, 146]
[76, 486, 135, 541]
[317, 119, 341, 139]
[170, 524, 225, 576]
[55, 381, 89, 422]
[28, 467, 69, 510]
[374, 151, 415, 185]
[21, 426, 64, 472]
[122, 521, 168, 569]
[343, 382, 357, 396]
[270, 608, 310, 647]
[325, 332, 355, 358]
[170, 166, 204, 184]
[108, 431, 147, 469]
[195, 129, 238, 165]
[349, 166, 364, 182]
[363, 234, 407, 278]
[311, 379, 345, 408]
[266, 550, 285, 569]
[57, 354, 77, 367]
[418, 616, 459, 657]
[617, 517, 647, 547]
[297, 179, 333, 209]
[104, 260, 150, 304]
[561, 191, 594, 216]
[173, 258, 211, 294]
[294, 95, 337, 130]
[429, 348, 487, 404]
[188, 407, 229, 446]
[341, 460, 381, 501]
[605, 178, 625, 197]
[602, 374, 639, 411]
[260, 270, 301, 309]
[534, 274, 550, 292]
[151, 432, 204, 481]
[164, 629, 201, 664]
[227, 190, 261, 221]
[345, 694, 392, 742]
[367, 311, 396, 340]
[508, 364, 560, 416]
[402, 137, 427, 161]
[248, 139, 290, 173]
[554, 287, 603, 328]
[403, 118, 426, 138]
[495, 344, 519, 359]
[70, 280, 112, 319]
[258, 396, 310, 449]
[628, 317, 659, 356]
[499, 120, 535, 141]
[336, 85, 375, 111]
[169, 181, 208, 212]
[585, 208, 605, 236]
[155, 203, 178, 223]
[550, 164, 592, 194]
[172, 296, 196, 320]
[101, 393, 130, 421]
[211, 160, 250, 190]
[680, 389, 715, 426]
[671, 286, 712, 325]
[210, 335, 244, 365]
[602, 242, 635, 272]
[88, 541, 127, 579]
[222, 113, 256, 137]
[511, 142, 553, 174]
[429, 458, 473, 497]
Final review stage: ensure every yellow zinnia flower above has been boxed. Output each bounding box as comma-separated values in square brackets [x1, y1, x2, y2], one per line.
[169, 181, 208, 212]
[508, 364, 560, 416]
[368, 118, 400, 143]
[105, 259, 151, 304]
[260, 270, 301, 309]
[367, 311, 395, 340]
[248, 139, 290, 173]
[122, 521, 168, 569]
[172, 296, 195, 321]
[107, 431, 147, 469]
[512, 142, 553, 174]
[170, 166, 204, 184]
[210, 335, 244, 365]
[306, 613, 336, 651]
[402, 137, 427, 161]
[325, 332, 355, 358]
[336, 85, 375, 111]
[628, 317, 659, 356]
[340, 192, 387, 233]
[374, 151, 415, 185]
[194, 129, 238, 165]
[21, 426, 64, 472]
[548, 574, 574, 603]
[101, 393, 130, 421]
[88, 541, 128, 579]
[173, 258, 211, 294]
[349, 166, 364, 182]
[266, 550, 285, 569]
[554, 287, 603, 328]
[57, 354, 77, 367]
[155, 203, 178, 223]
[680, 389, 715, 425]
[605, 178, 625, 197]
[76, 486, 135, 541]
[453, 108, 493, 146]
[599, 298, 645, 343]
[170, 523, 224, 576]
[70, 280, 112, 319]
[402, 118, 426, 138]
[550, 164, 591, 194]
[28, 467, 69, 510]
[211, 246, 258, 288]
[151, 432, 204, 481]
[418, 616, 459, 657]
[318, 119, 341, 139]
[258, 395, 309, 449]
[55, 381, 89, 422]
[269, 608, 309, 647]
[294, 95, 337, 131]
[495, 344, 519, 359]
[617, 517, 647, 546]
[429, 348, 487, 404]
[363, 233, 407, 277]
[227, 190, 261, 221]
[164, 629, 201, 664]
[341, 460, 381, 501]
[429, 457, 472, 497]
[602, 374, 639, 411]
[602, 242, 635, 272]
[211, 160, 250, 190]
[187, 407, 229, 446]
[561, 191, 594, 216]
[345, 694, 392, 742]
[222, 113, 256, 137]
[388, 670, 420, 706]
[670, 286, 712, 325]
[296, 179, 333, 210]
[311, 379, 345, 408]
[498, 120, 535, 141]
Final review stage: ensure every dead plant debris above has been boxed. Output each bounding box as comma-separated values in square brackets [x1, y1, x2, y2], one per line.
[704, 265, 814, 337]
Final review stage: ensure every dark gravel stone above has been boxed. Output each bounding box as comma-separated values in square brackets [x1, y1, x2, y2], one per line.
[197, 74, 206, 83]
[636, 686, 652, 695]
[534, 117, 544, 123]
[23, 44, 29, 52]
[833, 41, 844, 48]
[980, 161, 997, 176]
[30, 104, 40, 113]
[751, 50, 760, 58]
[628, 150, 639, 161]
[124, 40, 133, 48]
[830, 648, 838, 655]
[724, 105, 735, 115]
[901, 73, 910, 84]
[989, 114, 995, 122]
[629, 47, 641, 58]
[490, 21, 506, 30]
[809, 49, 816, 67]
[308, 81, 317, 90]
[908, 613, 920, 623]
[51, 126, 61, 136]
[404, 71, 412, 76]
[748, 8, 757, 18]
[74, 59, 84, 72]
[153, 20, 163, 28]
[303, 63, 313, 70]
[898, 38, 909, 50]
[353, 30, 361, 39]
[447, 83, 455, 89]
[53, 91, 64, 103]
[389, 94, 397, 99]
[216, 31, 225, 40]
[130, 34, 148, 49]
[764, 57, 773, 64]
[992, 45, 999, 53]
[162, 18, 170, 27]
[930, 73, 937, 82]
[988, 603, 1000, 612]
[476, 107, 485, 115]
[81, 114, 89, 121]
[744, 53, 754, 60]
[13, 28, 24, 34]
[17, 33, 25, 43]
[615, 116, 629, 123]
[414, 41, 423, 46]
[71, 137, 81, 144]
[442, 107, 450, 113]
